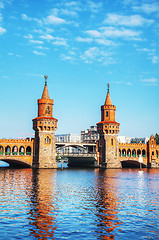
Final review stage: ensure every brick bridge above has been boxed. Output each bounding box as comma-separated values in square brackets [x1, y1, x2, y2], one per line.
[0, 139, 34, 167]
[0, 135, 159, 168]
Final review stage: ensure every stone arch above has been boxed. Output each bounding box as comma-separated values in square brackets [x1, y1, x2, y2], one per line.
[132, 149, 136, 157]
[0, 145, 3, 155]
[137, 149, 141, 157]
[127, 149, 131, 157]
[19, 146, 25, 155]
[142, 149, 146, 157]
[119, 149, 121, 156]
[12, 146, 18, 155]
[122, 149, 126, 157]
[26, 146, 31, 155]
[5, 146, 11, 155]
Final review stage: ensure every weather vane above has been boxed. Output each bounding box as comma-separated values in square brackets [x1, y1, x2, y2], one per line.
[107, 83, 110, 92]
[44, 75, 48, 85]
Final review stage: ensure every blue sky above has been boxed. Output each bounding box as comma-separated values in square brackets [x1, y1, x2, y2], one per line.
[0, 0, 159, 139]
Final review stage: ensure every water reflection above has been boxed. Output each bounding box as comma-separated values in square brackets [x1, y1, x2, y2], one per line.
[95, 169, 123, 239]
[29, 169, 57, 239]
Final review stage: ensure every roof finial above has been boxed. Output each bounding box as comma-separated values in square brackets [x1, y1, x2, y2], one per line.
[107, 83, 110, 93]
[44, 75, 48, 85]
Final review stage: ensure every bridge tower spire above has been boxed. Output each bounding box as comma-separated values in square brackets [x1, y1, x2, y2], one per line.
[97, 83, 121, 168]
[32, 76, 58, 168]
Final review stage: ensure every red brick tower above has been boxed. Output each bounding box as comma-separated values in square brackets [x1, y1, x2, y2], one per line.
[97, 84, 121, 168]
[32, 76, 58, 168]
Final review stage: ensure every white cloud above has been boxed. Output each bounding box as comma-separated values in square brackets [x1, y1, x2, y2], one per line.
[101, 27, 141, 39]
[29, 39, 44, 44]
[80, 47, 114, 64]
[151, 56, 158, 64]
[40, 34, 54, 41]
[35, 46, 49, 50]
[61, 54, 73, 61]
[24, 34, 33, 39]
[33, 50, 46, 56]
[133, 3, 159, 14]
[104, 14, 154, 27]
[21, 14, 32, 21]
[76, 37, 92, 43]
[0, 26, 6, 34]
[52, 38, 67, 46]
[86, 27, 141, 40]
[87, 1, 102, 13]
[140, 78, 158, 86]
[61, 9, 78, 17]
[95, 38, 114, 46]
[85, 30, 101, 38]
[44, 15, 67, 25]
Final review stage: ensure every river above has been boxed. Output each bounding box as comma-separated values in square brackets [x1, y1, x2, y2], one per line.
[0, 165, 159, 239]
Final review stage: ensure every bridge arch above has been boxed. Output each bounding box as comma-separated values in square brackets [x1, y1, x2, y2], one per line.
[137, 149, 141, 157]
[5, 146, 11, 155]
[12, 146, 18, 155]
[19, 146, 25, 155]
[26, 146, 31, 155]
[0, 158, 32, 168]
[127, 149, 131, 157]
[142, 149, 146, 157]
[122, 149, 126, 157]
[132, 149, 136, 157]
[0, 145, 3, 155]
[121, 160, 146, 168]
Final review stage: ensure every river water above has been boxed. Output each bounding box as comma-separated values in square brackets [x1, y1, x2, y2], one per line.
[0, 165, 159, 240]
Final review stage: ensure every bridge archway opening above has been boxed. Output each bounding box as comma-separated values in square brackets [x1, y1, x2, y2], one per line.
[127, 149, 131, 157]
[19, 146, 25, 155]
[12, 146, 18, 155]
[137, 149, 141, 157]
[119, 149, 121, 156]
[5, 146, 11, 155]
[122, 149, 126, 157]
[121, 160, 146, 168]
[26, 146, 31, 155]
[142, 149, 146, 157]
[132, 149, 136, 157]
[0, 145, 3, 155]
[0, 159, 31, 168]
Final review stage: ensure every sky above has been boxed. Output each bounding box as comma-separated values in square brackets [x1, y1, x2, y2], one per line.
[0, 0, 159, 139]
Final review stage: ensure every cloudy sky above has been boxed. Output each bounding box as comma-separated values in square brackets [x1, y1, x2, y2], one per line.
[0, 0, 159, 138]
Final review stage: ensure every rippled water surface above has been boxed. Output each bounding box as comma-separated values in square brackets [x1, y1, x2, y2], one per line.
[0, 166, 159, 239]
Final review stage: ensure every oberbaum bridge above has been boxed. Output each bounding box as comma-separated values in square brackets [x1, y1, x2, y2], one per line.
[0, 76, 158, 169]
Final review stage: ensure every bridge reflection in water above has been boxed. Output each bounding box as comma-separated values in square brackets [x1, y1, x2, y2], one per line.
[0, 168, 159, 239]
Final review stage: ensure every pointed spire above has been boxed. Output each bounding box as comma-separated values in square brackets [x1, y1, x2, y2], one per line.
[41, 75, 50, 99]
[104, 83, 112, 105]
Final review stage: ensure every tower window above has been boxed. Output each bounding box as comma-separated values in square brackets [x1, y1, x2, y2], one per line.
[111, 139, 113, 146]
[45, 106, 50, 114]
[106, 111, 108, 117]
[45, 136, 51, 144]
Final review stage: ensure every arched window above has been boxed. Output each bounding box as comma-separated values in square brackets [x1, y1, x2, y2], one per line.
[5, 146, 11, 155]
[132, 149, 136, 157]
[111, 138, 113, 146]
[127, 149, 131, 157]
[156, 150, 158, 158]
[26, 146, 31, 155]
[45, 136, 51, 144]
[137, 149, 141, 157]
[119, 149, 121, 156]
[0, 145, 3, 155]
[142, 149, 146, 157]
[19, 146, 25, 155]
[122, 149, 126, 157]
[106, 111, 108, 117]
[12, 146, 18, 155]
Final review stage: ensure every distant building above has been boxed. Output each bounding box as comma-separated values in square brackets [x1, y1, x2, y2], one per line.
[118, 136, 149, 144]
[55, 133, 80, 143]
[55, 133, 81, 154]
[81, 126, 99, 143]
